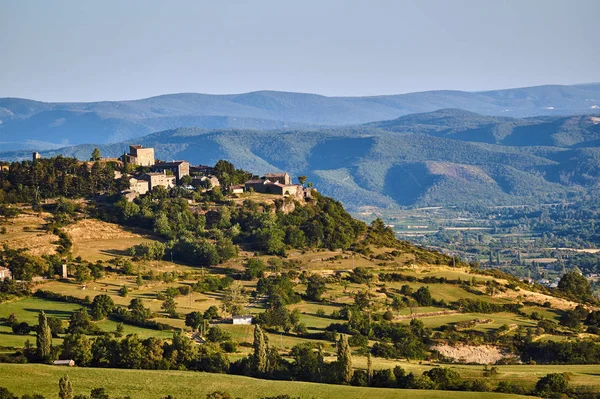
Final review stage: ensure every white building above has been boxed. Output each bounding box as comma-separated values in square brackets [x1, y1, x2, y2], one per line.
[232, 315, 253, 325]
[0, 267, 11, 280]
[53, 359, 75, 367]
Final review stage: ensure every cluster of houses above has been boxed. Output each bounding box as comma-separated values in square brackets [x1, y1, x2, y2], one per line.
[28, 145, 314, 202]
[94, 145, 313, 201]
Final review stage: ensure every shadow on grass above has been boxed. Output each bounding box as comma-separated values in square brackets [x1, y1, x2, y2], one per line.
[100, 248, 131, 257]
[23, 308, 75, 318]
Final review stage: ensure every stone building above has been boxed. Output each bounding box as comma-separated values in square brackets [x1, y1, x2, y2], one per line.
[245, 178, 302, 198]
[264, 173, 291, 185]
[152, 161, 190, 182]
[142, 172, 176, 190]
[128, 177, 150, 195]
[122, 145, 155, 166]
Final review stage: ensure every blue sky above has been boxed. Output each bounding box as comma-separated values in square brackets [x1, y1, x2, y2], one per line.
[1, 0, 599, 101]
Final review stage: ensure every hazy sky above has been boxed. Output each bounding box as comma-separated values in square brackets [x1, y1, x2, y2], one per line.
[1, 0, 599, 102]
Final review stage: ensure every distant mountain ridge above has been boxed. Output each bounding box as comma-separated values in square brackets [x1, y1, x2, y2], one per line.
[5, 108, 599, 210]
[2, 83, 600, 151]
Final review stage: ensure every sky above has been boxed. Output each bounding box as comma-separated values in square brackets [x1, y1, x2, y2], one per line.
[1, 0, 599, 102]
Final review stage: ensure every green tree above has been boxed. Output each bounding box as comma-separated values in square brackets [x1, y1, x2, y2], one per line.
[306, 274, 327, 301]
[119, 285, 129, 297]
[91, 148, 101, 162]
[185, 311, 204, 331]
[424, 367, 462, 390]
[36, 311, 52, 360]
[337, 334, 353, 384]
[162, 297, 178, 317]
[90, 294, 115, 320]
[535, 373, 569, 397]
[367, 352, 373, 386]
[203, 306, 220, 320]
[58, 375, 73, 399]
[413, 286, 433, 306]
[62, 333, 92, 366]
[128, 298, 151, 322]
[244, 258, 265, 280]
[221, 281, 247, 316]
[297, 176, 308, 186]
[558, 271, 592, 301]
[253, 324, 267, 376]
[67, 308, 92, 334]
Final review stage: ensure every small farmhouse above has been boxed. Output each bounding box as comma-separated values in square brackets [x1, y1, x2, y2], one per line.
[230, 185, 244, 194]
[53, 359, 75, 367]
[232, 315, 253, 325]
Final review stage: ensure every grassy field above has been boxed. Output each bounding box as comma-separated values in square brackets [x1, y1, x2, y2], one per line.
[0, 297, 174, 343]
[0, 364, 530, 399]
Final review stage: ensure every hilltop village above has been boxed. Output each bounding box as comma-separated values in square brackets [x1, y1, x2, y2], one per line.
[33, 145, 314, 203]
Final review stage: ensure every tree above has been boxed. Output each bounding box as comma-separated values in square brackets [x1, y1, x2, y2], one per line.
[91, 294, 115, 320]
[90, 388, 109, 399]
[47, 316, 65, 337]
[203, 306, 220, 320]
[119, 285, 129, 297]
[0, 387, 17, 399]
[58, 375, 73, 399]
[128, 298, 151, 322]
[413, 286, 433, 306]
[91, 148, 101, 162]
[68, 308, 93, 334]
[244, 258, 265, 280]
[185, 311, 204, 331]
[222, 281, 247, 316]
[535, 373, 569, 397]
[62, 333, 92, 366]
[206, 326, 231, 343]
[162, 297, 177, 317]
[558, 271, 592, 301]
[424, 367, 462, 390]
[36, 311, 52, 360]
[297, 176, 308, 186]
[367, 352, 373, 386]
[337, 334, 353, 384]
[290, 342, 323, 382]
[253, 324, 267, 376]
[306, 274, 327, 302]
[180, 174, 193, 186]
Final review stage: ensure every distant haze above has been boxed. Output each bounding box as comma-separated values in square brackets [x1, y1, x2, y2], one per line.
[1, 0, 599, 102]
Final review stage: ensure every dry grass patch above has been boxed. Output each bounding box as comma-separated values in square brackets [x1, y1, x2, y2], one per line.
[64, 219, 154, 261]
[0, 211, 58, 256]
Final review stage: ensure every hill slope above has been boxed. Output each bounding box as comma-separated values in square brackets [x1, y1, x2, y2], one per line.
[2, 83, 600, 150]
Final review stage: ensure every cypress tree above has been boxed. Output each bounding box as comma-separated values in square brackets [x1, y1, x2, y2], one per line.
[337, 334, 353, 384]
[253, 324, 267, 376]
[36, 311, 52, 360]
[58, 375, 73, 399]
[367, 352, 373, 386]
